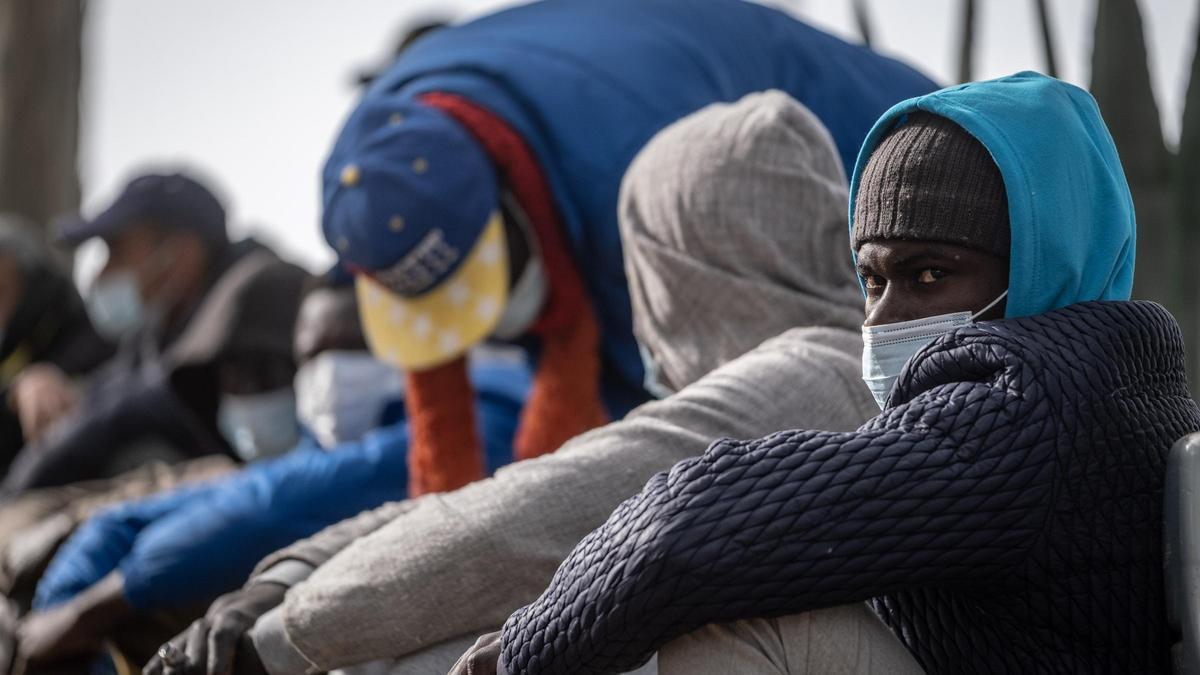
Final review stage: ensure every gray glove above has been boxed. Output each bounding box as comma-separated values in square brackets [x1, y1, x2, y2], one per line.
[144, 582, 284, 675]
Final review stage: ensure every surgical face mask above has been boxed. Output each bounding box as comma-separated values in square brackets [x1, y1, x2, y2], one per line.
[638, 341, 674, 400]
[217, 388, 299, 462]
[492, 192, 547, 341]
[86, 271, 147, 341]
[294, 350, 405, 449]
[861, 290, 1008, 410]
[492, 256, 547, 340]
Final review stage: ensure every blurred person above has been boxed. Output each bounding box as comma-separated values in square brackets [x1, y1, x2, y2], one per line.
[319, 0, 938, 497]
[0, 215, 113, 466]
[0, 174, 309, 496]
[454, 73, 1200, 675]
[8, 173, 231, 442]
[14, 273, 530, 671]
[147, 91, 882, 675]
[0, 254, 307, 600]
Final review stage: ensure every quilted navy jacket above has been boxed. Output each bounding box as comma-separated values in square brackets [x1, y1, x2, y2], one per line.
[499, 301, 1200, 674]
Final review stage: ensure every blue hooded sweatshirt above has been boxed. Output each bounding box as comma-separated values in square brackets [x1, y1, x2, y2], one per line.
[33, 357, 530, 611]
[344, 0, 938, 417]
[848, 71, 1136, 316]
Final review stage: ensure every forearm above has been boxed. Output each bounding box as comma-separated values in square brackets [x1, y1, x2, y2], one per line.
[251, 498, 419, 576]
[499, 417, 1049, 675]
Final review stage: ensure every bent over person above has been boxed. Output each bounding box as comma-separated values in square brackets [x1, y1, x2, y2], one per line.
[317, 0, 935, 496]
[458, 72, 1200, 674]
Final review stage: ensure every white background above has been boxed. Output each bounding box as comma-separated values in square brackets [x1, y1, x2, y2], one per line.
[77, 0, 1199, 280]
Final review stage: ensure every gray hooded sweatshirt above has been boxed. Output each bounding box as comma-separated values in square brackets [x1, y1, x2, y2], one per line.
[249, 90, 878, 673]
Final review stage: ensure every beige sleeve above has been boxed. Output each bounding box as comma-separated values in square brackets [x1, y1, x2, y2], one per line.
[251, 498, 421, 577]
[279, 329, 877, 671]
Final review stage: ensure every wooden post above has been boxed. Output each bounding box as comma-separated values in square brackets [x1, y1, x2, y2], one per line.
[1090, 0, 1176, 324]
[1176, 18, 1200, 393]
[0, 0, 85, 243]
[957, 0, 976, 83]
[1033, 0, 1059, 78]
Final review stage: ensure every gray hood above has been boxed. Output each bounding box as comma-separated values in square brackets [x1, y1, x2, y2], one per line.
[619, 90, 863, 392]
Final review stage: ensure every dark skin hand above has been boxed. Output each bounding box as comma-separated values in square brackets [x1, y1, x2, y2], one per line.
[449, 631, 502, 675]
[15, 571, 131, 666]
[143, 582, 283, 675]
[855, 239, 1009, 326]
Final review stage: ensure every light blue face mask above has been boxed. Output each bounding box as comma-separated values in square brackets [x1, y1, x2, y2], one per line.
[217, 388, 299, 462]
[861, 290, 1008, 409]
[86, 271, 147, 342]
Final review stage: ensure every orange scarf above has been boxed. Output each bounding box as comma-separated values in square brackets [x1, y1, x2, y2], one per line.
[404, 93, 608, 497]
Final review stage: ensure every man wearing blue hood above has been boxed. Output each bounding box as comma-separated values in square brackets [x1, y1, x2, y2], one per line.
[455, 72, 1200, 674]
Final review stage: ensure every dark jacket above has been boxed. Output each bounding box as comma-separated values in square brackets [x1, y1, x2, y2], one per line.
[499, 301, 1200, 674]
[0, 220, 113, 463]
[0, 247, 308, 496]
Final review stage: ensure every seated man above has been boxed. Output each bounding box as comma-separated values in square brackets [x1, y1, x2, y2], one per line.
[148, 91, 888, 675]
[459, 73, 1200, 674]
[3, 173, 309, 495]
[0, 215, 113, 464]
[0, 253, 308, 615]
[13, 275, 530, 669]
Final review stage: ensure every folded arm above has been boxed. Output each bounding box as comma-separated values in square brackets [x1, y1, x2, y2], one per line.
[270, 331, 881, 670]
[499, 379, 1053, 674]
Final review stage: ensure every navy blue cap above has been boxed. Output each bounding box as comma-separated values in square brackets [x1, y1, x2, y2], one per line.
[59, 172, 227, 248]
[321, 98, 497, 297]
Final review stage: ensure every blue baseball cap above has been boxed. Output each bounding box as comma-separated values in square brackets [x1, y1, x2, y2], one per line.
[58, 172, 227, 248]
[322, 98, 507, 370]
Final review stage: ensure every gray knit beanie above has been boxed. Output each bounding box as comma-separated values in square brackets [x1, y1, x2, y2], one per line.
[852, 112, 1010, 257]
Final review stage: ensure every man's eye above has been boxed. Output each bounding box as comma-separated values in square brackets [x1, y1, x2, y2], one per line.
[862, 274, 884, 290]
[917, 268, 946, 283]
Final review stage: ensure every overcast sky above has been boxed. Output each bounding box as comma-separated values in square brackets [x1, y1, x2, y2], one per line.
[77, 0, 1198, 280]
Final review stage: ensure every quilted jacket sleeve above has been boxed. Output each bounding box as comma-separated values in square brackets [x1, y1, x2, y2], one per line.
[499, 341, 1059, 674]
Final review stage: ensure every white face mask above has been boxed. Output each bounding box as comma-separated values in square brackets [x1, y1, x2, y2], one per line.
[217, 388, 299, 462]
[86, 271, 148, 341]
[294, 350, 405, 449]
[492, 255, 546, 341]
[491, 191, 547, 341]
[861, 290, 1007, 410]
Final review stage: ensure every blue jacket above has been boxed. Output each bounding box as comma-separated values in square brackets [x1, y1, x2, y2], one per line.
[350, 0, 938, 416]
[34, 358, 530, 611]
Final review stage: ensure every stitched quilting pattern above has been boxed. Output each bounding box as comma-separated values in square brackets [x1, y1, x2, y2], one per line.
[500, 301, 1200, 675]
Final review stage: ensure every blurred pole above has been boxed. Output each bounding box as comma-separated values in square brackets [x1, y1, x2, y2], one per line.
[0, 0, 84, 242]
[1091, 0, 1182, 382]
[957, 0, 976, 83]
[1177, 19, 1200, 393]
[852, 0, 873, 49]
[1033, 0, 1059, 78]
